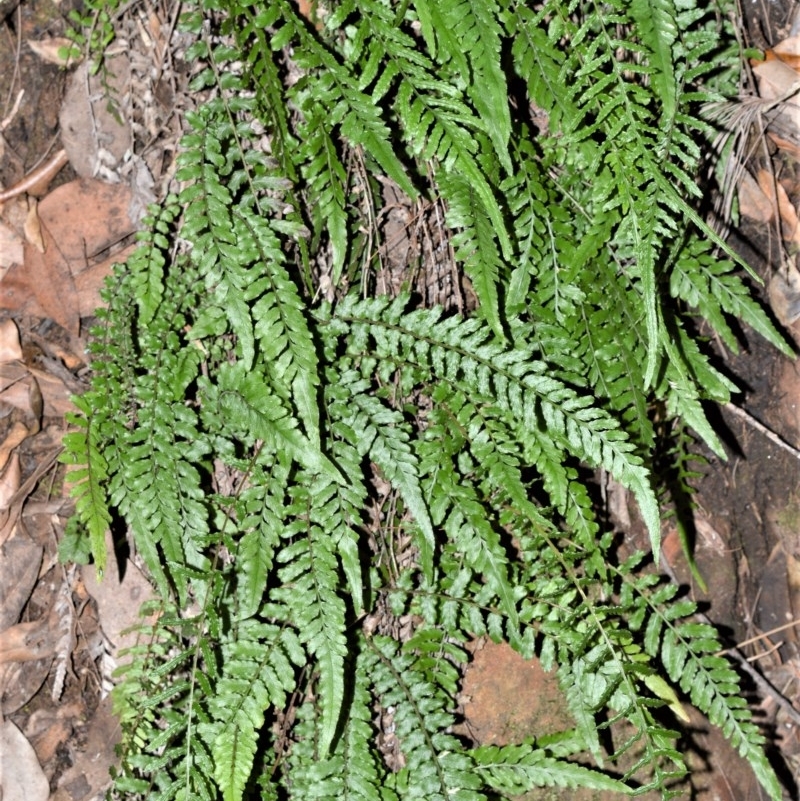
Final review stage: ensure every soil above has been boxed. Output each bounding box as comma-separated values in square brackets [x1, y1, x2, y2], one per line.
[1, 0, 800, 799]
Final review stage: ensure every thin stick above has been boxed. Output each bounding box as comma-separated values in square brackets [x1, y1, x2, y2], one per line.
[724, 644, 800, 728]
[723, 402, 800, 461]
[718, 618, 800, 654]
[746, 639, 782, 663]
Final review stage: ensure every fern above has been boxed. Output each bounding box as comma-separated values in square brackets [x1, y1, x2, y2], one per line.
[473, 741, 632, 795]
[60, 394, 112, 575]
[205, 621, 304, 801]
[63, 0, 788, 799]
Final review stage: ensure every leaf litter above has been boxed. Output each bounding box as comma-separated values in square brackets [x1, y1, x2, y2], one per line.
[0, 0, 186, 796]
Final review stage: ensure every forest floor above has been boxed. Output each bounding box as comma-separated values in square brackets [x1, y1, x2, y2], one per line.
[1, 0, 800, 799]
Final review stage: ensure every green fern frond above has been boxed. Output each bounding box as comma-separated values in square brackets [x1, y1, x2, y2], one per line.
[440, 172, 505, 338]
[345, 390, 436, 582]
[630, 0, 679, 121]
[286, 644, 387, 801]
[329, 295, 661, 549]
[367, 634, 483, 801]
[60, 395, 112, 576]
[473, 741, 633, 795]
[445, 0, 512, 174]
[275, 483, 350, 754]
[207, 621, 304, 801]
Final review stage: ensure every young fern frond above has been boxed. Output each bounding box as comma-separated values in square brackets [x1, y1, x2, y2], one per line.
[64, 0, 787, 798]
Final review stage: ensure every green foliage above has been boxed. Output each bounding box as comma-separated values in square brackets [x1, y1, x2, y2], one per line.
[62, 0, 787, 798]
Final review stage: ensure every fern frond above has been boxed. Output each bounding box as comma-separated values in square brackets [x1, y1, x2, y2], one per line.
[445, 0, 511, 174]
[286, 643, 387, 801]
[440, 172, 505, 338]
[67, 1, 786, 798]
[275, 481, 350, 755]
[206, 621, 304, 801]
[418, 412, 521, 643]
[630, 0, 679, 121]
[340, 389, 436, 582]
[670, 238, 790, 355]
[60, 395, 112, 576]
[366, 634, 483, 801]
[651, 612, 783, 799]
[473, 741, 632, 795]
[328, 295, 661, 550]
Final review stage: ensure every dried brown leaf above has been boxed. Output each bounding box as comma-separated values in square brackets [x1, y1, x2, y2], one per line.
[753, 58, 800, 104]
[26, 37, 79, 67]
[0, 453, 20, 511]
[0, 320, 22, 363]
[0, 619, 56, 665]
[0, 422, 30, 472]
[757, 169, 800, 244]
[774, 35, 800, 70]
[0, 720, 49, 801]
[738, 169, 774, 223]
[23, 201, 45, 253]
[0, 221, 24, 271]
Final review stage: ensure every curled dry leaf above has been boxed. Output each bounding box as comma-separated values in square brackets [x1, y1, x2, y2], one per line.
[0, 422, 29, 473]
[757, 169, 800, 244]
[0, 150, 70, 203]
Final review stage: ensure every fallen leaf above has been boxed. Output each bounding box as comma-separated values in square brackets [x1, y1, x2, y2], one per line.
[0, 619, 56, 665]
[0, 422, 29, 471]
[0, 319, 22, 362]
[769, 263, 800, 326]
[0, 364, 36, 413]
[27, 37, 79, 67]
[773, 35, 800, 70]
[0, 453, 20, 510]
[60, 58, 131, 180]
[0, 524, 41, 628]
[0, 179, 138, 333]
[50, 697, 121, 801]
[738, 169, 774, 223]
[0, 720, 49, 801]
[753, 58, 800, 104]
[23, 200, 45, 253]
[768, 130, 800, 160]
[757, 169, 800, 244]
[0, 220, 24, 271]
[29, 368, 81, 420]
[81, 529, 156, 666]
